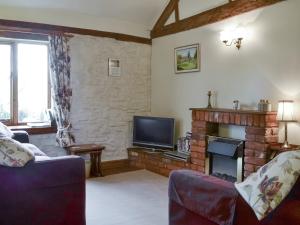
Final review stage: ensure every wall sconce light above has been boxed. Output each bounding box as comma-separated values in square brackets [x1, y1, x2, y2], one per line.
[220, 28, 245, 50]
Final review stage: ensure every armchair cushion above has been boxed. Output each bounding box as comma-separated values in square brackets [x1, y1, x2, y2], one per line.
[0, 137, 34, 167]
[235, 150, 300, 220]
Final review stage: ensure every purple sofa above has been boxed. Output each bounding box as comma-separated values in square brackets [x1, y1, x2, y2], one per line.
[0, 131, 86, 225]
[169, 170, 300, 225]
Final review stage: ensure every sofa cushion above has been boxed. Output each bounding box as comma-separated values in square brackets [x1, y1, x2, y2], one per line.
[0, 122, 13, 138]
[235, 150, 300, 220]
[0, 138, 34, 167]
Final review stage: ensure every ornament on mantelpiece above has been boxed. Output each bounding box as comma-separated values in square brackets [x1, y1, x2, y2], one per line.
[207, 91, 212, 109]
[258, 99, 272, 112]
[233, 100, 239, 110]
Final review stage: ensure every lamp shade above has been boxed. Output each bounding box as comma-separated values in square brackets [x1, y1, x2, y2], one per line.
[276, 100, 295, 121]
[220, 30, 232, 42]
[233, 27, 246, 39]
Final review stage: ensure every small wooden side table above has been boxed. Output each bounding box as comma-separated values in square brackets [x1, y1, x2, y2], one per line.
[66, 144, 105, 177]
[269, 143, 300, 160]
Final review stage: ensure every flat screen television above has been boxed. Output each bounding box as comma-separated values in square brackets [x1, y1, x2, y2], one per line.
[133, 116, 175, 149]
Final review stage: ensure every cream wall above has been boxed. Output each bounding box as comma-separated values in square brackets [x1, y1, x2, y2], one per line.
[0, 6, 149, 38]
[151, 0, 300, 144]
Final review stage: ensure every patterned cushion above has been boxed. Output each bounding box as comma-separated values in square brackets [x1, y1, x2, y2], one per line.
[0, 122, 13, 138]
[235, 150, 300, 220]
[0, 138, 34, 167]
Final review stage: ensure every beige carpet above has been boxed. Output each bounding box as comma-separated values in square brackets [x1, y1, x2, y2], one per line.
[86, 170, 169, 225]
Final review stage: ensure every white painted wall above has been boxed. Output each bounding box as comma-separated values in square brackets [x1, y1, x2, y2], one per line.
[179, 0, 227, 20]
[151, 0, 300, 145]
[0, 6, 150, 38]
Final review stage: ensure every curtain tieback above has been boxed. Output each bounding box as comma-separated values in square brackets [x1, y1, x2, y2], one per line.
[58, 123, 71, 132]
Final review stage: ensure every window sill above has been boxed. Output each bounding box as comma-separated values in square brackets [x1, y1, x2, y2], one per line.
[9, 125, 57, 135]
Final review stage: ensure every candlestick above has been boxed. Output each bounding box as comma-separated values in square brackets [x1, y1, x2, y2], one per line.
[207, 91, 212, 109]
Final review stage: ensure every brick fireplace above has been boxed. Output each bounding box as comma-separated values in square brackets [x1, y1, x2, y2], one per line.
[128, 108, 278, 178]
[190, 108, 278, 178]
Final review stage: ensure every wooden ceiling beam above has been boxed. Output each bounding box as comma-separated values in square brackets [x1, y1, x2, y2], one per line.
[153, 0, 180, 30]
[174, 1, 180, 22]
[151, 0, 285, 39]
[0, 19, 152, 45]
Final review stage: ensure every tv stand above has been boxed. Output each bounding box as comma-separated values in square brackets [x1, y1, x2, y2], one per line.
[128, 147, 193, 177]
[133, 147, 170, 153]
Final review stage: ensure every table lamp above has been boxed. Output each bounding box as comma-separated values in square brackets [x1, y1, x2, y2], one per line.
[276, 100, 296, 148]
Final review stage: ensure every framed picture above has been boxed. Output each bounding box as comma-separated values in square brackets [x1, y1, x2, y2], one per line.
[174, 44, 200, 74]
[108, 58, 121, 76]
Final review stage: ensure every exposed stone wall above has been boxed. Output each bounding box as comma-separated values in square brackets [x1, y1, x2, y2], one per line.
[69, 35, 151, 161]
[30, 35, 151, 161]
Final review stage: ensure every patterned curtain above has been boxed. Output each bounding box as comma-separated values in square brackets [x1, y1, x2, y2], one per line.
[48, 34, 75, 147]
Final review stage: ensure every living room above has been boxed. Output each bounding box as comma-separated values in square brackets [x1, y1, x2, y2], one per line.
[0, 0, 300, 225]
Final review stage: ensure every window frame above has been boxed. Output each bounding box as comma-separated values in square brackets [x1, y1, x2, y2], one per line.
[0, 38, 51, 126]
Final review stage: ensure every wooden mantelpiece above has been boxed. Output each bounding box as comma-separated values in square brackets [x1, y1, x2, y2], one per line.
[190, 108, 278, 127]
[190, 108, 279, 178]
[190, 108, 277, 114]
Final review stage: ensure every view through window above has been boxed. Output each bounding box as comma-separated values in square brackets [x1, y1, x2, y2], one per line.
[0, 41, 49, 125]
[0, 44, 11, 121]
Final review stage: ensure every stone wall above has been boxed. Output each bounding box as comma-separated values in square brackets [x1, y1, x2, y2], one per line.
[31, 35, 151, 161]
[69, 35, 151, 161]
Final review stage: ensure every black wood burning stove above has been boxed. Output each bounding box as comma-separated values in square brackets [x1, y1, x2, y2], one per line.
[205, 136, 244, 182]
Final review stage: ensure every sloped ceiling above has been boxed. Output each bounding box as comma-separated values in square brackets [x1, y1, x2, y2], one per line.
[0, 0, 168, 28]
[0, 0, 231, 37]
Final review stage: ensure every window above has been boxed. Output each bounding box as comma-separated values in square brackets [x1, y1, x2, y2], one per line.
[0, 40, 50, 125]
[0, 44, 11, 121]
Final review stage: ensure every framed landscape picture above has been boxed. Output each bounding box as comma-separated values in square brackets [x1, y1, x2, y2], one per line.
[175, 44, 200, 74]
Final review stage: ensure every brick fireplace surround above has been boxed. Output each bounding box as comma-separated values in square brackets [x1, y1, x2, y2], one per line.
[190, 108, 278, 178]
[128, 108, 278, 179]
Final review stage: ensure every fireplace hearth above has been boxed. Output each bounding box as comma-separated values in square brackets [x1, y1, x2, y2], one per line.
[206, 136, 244, 182]
[211, 172, 237, 183]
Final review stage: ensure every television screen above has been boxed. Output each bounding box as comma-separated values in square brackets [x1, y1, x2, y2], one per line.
[133, 116, 175, 149]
